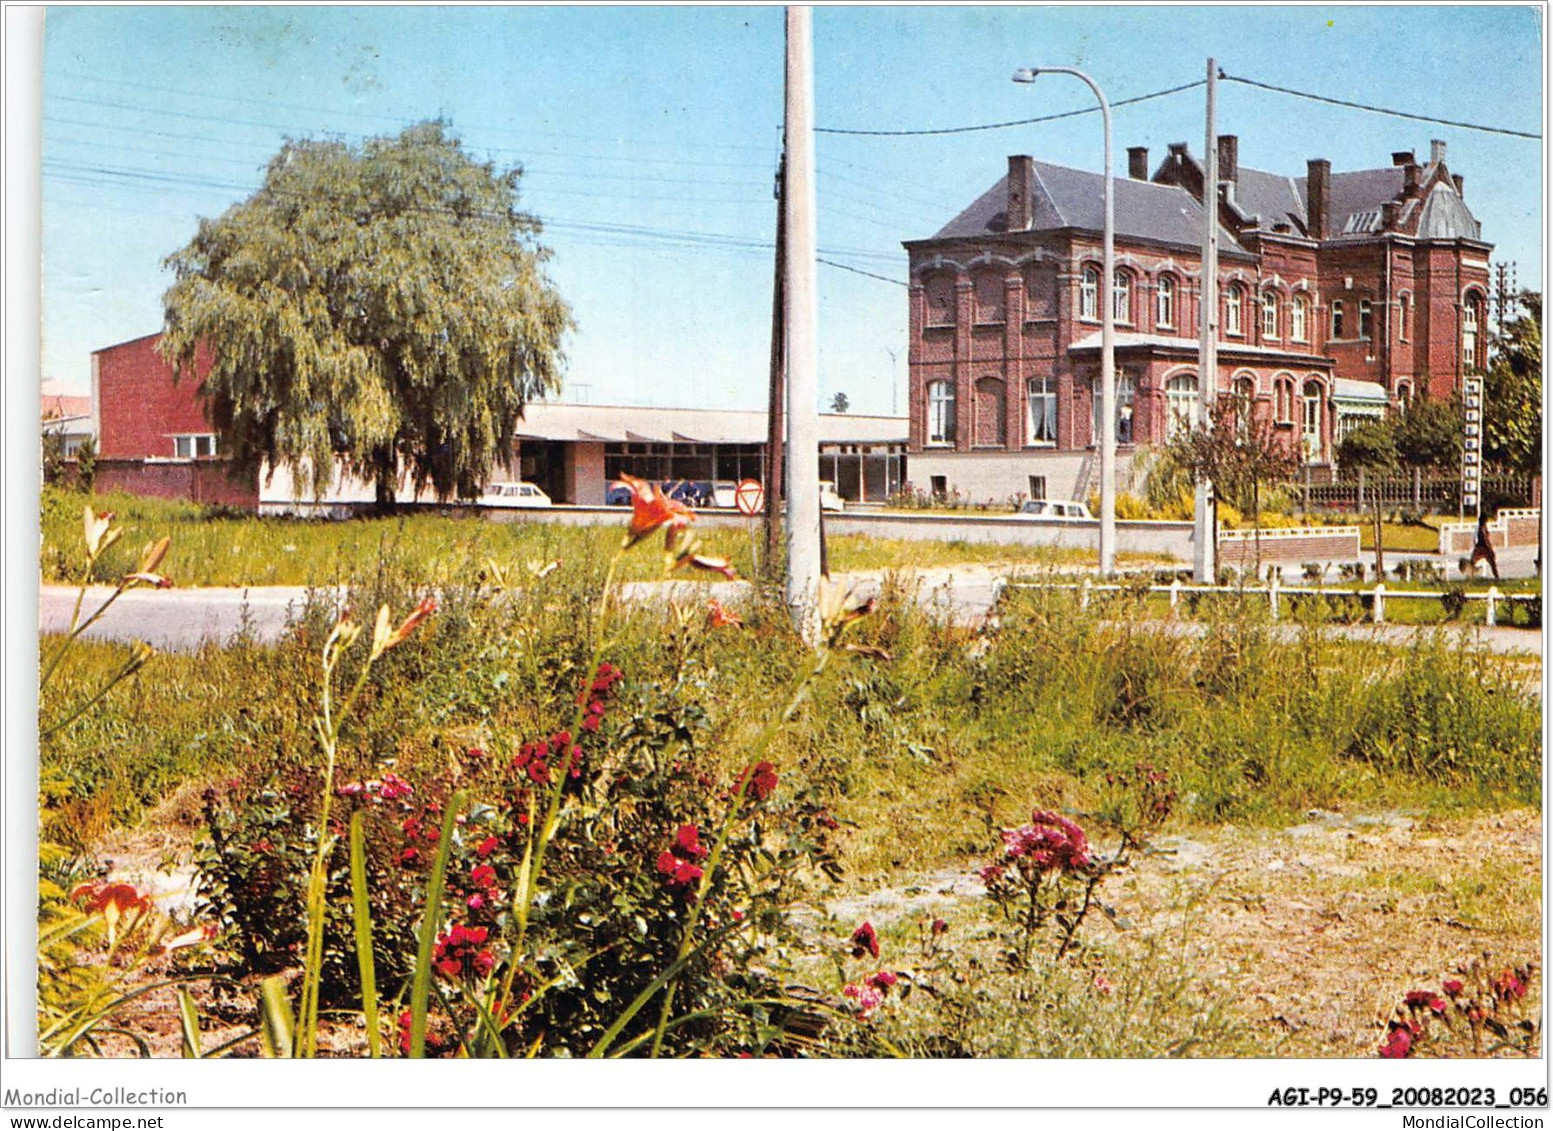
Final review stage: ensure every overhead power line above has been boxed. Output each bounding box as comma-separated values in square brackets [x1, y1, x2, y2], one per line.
[816, 79, 1206, 137]
[817, 258, 907, 287]
[1220, 73, 1541, 140]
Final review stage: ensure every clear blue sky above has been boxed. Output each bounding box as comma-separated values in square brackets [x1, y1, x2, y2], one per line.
[41, 5, 1544, 415]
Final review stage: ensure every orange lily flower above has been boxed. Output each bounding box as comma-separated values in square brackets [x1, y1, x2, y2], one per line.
[706, 598, 744, 628]
[616, 474, 692, 549]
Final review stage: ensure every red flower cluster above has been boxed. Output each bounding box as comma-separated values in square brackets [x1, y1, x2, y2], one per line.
[1403, 990, 1448, 1016]
[71, 879, 152, 918]
[1493, 968, 1529, 1002]
[1000, 810, 1091, 872]
[1442, 979, 1465, 997]
[433, 923, 496, 981]
[512, 731, 583, 787]
[851, 921, 880, 960]
[741, 761, 778, 803]
[1380, 1019, 1421, 1058]
[656, 823, 708, 898]
[398, 803, 444, 867]
[466, 862, 500, 911]
[578, 662, 624, 734]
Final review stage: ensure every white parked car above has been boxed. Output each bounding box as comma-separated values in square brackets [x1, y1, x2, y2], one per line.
[1018, 499, 1091, 520]
[482, 481, 553, 508]
[819, 481, 846, 513]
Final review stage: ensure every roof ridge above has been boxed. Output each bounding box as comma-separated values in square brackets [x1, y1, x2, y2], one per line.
[1028, 161, 1063, 227]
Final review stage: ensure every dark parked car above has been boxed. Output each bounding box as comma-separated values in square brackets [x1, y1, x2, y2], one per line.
[605, 480, 711, 507]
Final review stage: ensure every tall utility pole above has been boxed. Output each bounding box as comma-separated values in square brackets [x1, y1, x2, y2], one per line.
[765, 153, 787, 573]
[1193, 57, 1220, 584]
[783, 6, 821, 645]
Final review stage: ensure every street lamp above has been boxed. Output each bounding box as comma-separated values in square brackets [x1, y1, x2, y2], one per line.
[1013, 66, 1116, 575]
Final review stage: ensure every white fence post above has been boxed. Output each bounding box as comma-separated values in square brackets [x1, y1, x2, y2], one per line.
[1269, 571, 1280, 620]
[1373, 582, 1385, 624]
[1169, 579, 1181, 616]
[1081, 579, 1091, 610]
[1486, 587, 1499, 627]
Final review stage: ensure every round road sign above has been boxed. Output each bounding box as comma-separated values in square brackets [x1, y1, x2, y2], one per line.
[735, 479, 765, 516]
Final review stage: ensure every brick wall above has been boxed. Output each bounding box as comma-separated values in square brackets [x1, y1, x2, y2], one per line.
[94, 333, 214, 460]
[93, 457, 258, 509]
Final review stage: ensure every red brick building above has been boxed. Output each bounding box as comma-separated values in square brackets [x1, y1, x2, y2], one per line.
[902, 137, 1491, 504]
[90, 332, 259, 507]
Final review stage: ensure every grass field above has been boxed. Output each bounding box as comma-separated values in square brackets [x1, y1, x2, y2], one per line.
[43, 488, 1164, 588]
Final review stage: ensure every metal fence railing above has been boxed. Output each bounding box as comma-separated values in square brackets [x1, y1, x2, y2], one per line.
[1295, 472, 1535, 512]
[1002, 578, 1538, 627]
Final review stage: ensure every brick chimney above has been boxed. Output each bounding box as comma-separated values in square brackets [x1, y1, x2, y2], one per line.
[1430, 138, 1447, 165]
[1391, 150, 1415, 167]
[1382, 201, 1400, 228]
[1403, 161, 1421, 196]
[1307, 158, 1330, 241]
[1127, 146, 1149, 181]
[1452, 173, 1465, 197]
[1007, 155, 1034, 232]
[1217, 134, 1238, 186]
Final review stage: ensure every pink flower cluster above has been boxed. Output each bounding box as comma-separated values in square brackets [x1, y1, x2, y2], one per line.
[577, 662, 624, 734]
[1380, 1019, 1421, 1058]
[656, 824, 708, 899]
[433, 923, 495, 981]
[337, 771, 414, 803]
[512, 731, 583, 787]
[842, 970, 899, 1018]
[1002, 810, 1090, 871]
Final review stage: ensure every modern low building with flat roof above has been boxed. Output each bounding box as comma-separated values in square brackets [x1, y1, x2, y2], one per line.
[88, 329, 907, 509]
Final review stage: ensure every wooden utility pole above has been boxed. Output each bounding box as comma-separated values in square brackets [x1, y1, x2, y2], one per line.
[783, 6, 821, 645]
[764, 154, 787, 574]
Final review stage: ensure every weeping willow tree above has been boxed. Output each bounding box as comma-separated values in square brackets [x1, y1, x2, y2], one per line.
[160, 121, 572, 507]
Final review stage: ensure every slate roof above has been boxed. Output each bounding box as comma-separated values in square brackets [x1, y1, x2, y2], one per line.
[1229, 167, 1306, 231]
[924, 161, 1252, 258]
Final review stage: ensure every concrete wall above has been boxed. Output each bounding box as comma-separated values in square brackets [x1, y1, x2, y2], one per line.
[907, 451, 1093, 506]
[569, 442, 607, 505]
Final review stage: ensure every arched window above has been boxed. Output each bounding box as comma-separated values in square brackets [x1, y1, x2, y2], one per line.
[1112, 270, 1132, 324]
[1301, 380, 1324, 461]
[1397, 292, 1411, 342]
[1462, 294, 1484, 369]
[1262, 291, 1280, 339]
[1026, 376, 1057, 445]
[1395, 381, 1413, 407]
[1291, 295, 1308, 341]
[1330, 300, 1344, 340]
[1091, 372, 1136, 445]
[1225, 285, 1244, 336]
[1274, 378, 1295, 424]
[974, 376, 1007, 447]
[1166, 373, 1198, 441]
[1234, 375, 1257, 440]
[925, 274, 956, 327]
[1079, 267, 1100, 321]
[1156, 275, 1177, 329]
[927, 380, 956, 446]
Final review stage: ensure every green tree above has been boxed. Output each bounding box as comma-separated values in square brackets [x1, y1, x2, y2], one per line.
[1336, 420, 1399, 578]
[1165, 398, 1298, 572]
[1482, 290, 1541, 476]
[161, 121, 573, 507]
[1389, 394, 1461, 472]
[75, 436, 97, 494]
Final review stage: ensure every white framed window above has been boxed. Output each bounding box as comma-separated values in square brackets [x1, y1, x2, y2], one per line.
[1291, 295, 1308, 342]
[1112, 270, 1132, 324]
[1330, 300, 1344, 340]
[1358, 299, 1373, 340]
[1165, 373, 1198, 441]
[1274, 379, 1294, 424]
[1091, 372, 1135, 445]
[1079, 266, 1100, 321]
[173, 433, 217, 459]
[1301, 381, 1324, 461]
[1026, 376, 1057, 445]
[1262, 292, 1279, 339]
[1155, 275, 1176, 328]
[1225, 286, 1244, 336]
[1462, 299, 1480, 368]
[927, 380, 956, 446]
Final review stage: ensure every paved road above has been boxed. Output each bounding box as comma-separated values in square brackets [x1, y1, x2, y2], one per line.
[39, 572, 1541, 659]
